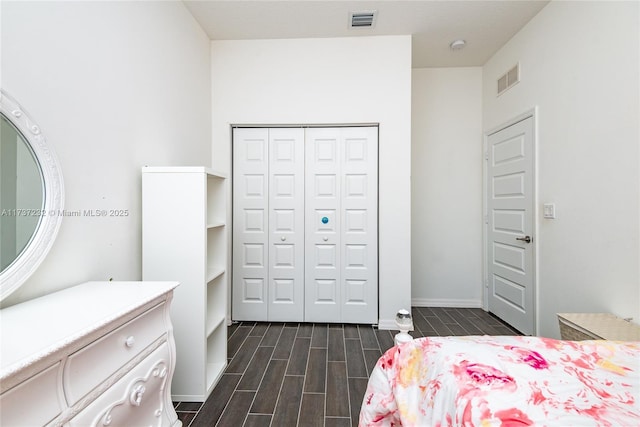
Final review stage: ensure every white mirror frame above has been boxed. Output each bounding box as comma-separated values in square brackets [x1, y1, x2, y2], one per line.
[0, 90, 64, 301]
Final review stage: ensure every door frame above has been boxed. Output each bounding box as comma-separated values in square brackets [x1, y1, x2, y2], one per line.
[482, 108, 539, 334]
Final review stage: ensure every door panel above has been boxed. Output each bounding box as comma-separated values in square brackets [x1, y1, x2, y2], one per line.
[243, 209, 265, 232]
[487, 116, 535, 335]
[492, 210, 525, 233]
[243, 243, 265, 266]
[305, 128, 341, 322]
[305, 127, 378, 323]
[268, 128, 305, 321]
[493, 243, 525, 272]
[345, 280, 366, 303]
[314, 279, 338, 303]
[242, 278, 265, 301]
[273, 279, 295, 302]
[493, 173, 525, 197]
[273, 209, 295, 232]
[233, 128, 269, 321]
[340, 127, 378, 324]
[234, 127, 304, 321]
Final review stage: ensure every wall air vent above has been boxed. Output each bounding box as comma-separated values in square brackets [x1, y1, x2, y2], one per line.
[497, 63, 520, 96]
[350, 10, 377, 28]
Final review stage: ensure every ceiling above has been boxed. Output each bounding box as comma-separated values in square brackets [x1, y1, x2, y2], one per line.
[182, 0, 550, 68]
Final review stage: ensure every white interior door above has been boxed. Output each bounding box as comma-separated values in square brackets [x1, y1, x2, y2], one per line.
[486, 115, 535, 335]
[268, 128, 305, 321]
[305, 127, 378, 323]
[232, 128, 269, 321]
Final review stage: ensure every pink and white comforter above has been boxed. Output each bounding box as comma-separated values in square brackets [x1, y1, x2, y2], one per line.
[360, 336, 640, 426]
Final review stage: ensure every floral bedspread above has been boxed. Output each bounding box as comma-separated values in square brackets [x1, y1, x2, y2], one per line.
[360, 335, 640, 426]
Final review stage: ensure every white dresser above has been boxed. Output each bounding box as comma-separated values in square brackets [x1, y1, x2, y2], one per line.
[0, 281, 181, 427]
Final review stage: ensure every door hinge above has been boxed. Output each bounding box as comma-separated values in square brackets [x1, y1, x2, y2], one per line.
[484, 151, 489, 160]
[484, 215, 489, 224]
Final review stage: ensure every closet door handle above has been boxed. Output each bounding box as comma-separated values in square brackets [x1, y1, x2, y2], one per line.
[281, 236, 286, 241]
[323, 237, 328, 242]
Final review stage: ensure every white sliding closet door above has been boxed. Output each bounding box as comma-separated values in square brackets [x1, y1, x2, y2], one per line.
[305, 127, 378, 323]
[233, 128, 305, 321]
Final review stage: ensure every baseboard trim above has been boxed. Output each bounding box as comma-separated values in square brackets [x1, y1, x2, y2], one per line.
[171, 394, 205, 403]
[411, 298, 483, 308]
[377, 318, 397, 331]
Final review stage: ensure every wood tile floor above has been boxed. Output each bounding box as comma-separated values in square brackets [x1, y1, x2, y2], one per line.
[174, 307, 520, 427]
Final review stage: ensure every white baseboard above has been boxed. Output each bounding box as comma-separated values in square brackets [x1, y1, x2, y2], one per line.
[171, 394, 204, 403]
[377, 318, 397, 330]
[411, 298, 483, 308]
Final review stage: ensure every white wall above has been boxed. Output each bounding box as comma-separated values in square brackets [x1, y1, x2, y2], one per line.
[483, 1, 640, 337]
[1, 1, 212, 306]
[411, 67, 483, 307]
[211, 36, 412, 327]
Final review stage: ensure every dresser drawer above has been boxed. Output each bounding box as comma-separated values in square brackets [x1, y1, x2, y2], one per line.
[69, 342, 173, 427]
[0, 363, 63, 426]
[63, 302, 167, 405]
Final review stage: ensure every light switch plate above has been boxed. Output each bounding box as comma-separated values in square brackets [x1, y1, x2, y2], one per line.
[543, 203, 556, 219]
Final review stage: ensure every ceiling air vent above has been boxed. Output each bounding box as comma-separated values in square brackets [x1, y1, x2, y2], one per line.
[497, 63, 520, 96]
[350, 10, 377, 28]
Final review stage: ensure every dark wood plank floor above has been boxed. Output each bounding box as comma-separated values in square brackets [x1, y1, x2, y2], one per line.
[174, 307, 520, 427]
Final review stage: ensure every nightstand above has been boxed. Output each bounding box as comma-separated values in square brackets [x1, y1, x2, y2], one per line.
[557, 312, 640, 341]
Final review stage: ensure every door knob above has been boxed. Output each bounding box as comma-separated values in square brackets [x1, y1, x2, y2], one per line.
[516, 235, 532, 243]
[323, 237, 328, 241]
[281, 236, 286, 241]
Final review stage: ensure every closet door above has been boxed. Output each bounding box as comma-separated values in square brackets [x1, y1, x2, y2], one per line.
[305, 127, 378, 323]
[341, 127, 378, 323]
[268, 128, 305, 321]
[304, 128, 342, 322]
[232, 128, 269, 321]
[233, 128, 305, 322]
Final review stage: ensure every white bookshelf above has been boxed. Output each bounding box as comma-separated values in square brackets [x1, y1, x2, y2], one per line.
[142, 166, 227, 402]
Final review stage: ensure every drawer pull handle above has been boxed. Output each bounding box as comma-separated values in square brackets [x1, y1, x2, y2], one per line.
[125, 336, 135, 348]
[130, 384, 146, 406]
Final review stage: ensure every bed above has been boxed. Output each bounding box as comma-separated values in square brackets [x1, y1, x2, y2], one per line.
[359, 335, 640, 426]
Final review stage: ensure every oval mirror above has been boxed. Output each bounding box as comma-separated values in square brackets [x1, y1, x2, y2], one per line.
[0, 91, 64, 301]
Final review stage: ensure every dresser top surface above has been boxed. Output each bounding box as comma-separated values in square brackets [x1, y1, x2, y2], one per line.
[0, 281, 178, 380]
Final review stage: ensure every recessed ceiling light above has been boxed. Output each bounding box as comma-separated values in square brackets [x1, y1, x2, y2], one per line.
[450, 39, 466, 50]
